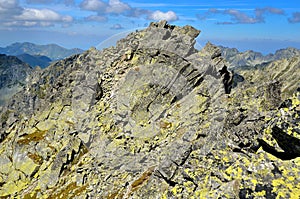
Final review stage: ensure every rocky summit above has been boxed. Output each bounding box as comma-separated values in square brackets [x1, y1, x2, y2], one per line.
[0, 21, 300, 198]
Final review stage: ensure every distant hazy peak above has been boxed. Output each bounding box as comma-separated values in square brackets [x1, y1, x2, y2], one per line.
[0, 42, 84, 60]
[219, 45, 300, 68]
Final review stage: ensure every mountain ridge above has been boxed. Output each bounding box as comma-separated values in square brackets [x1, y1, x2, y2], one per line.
[0, 21, 299, 198]
[0, 42, 84, 60]
[219, 45, 300, 68]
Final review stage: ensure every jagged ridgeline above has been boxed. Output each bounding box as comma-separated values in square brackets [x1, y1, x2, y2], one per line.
[0, 21, 300, 198]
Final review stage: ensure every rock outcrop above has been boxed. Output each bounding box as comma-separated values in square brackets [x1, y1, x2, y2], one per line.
[0, 21, 299, 198]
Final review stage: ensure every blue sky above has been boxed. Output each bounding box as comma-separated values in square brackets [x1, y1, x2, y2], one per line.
[0, 0, 299, 53]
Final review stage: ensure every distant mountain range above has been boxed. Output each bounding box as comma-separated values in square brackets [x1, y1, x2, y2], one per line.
[0, 42, 84, 61]
[219, 46, 300, 68]
[0, 42, 84, 107]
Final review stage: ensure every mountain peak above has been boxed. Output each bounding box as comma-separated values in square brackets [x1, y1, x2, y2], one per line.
[0, 22, 299, 198]
[111, 20, 200, 58]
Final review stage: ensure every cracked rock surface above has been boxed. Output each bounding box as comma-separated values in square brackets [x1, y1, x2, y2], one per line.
[0, 20, 300, 198]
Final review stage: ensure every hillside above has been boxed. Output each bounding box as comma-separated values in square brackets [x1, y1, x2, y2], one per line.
[0, 42, 84, 60]
[16, 53, 52, 69]
[0, 21, 299, 198]
[0, 54, 32, 108]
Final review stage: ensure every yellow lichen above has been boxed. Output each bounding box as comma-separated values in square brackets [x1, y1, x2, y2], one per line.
[171, 186, 178, 195]
[254, 190, 266, 197]
[28, 153, 43, 165]
[287, 176, 295, 182]
[106, 188, 125, 199]
[272, 178, 285, 193]
[130, 166, 155, 192]
[222, 156, 230, 163]
[161, 193, 168, 199]
[159, 120, 172, 129]
[183, 181, 195, 193]
[196, 188, 209, 199]
[24, 191, 38, 199]
[276, 190, 287, 199]
[17, 129, 47, 145]
[290, 188, 300, 199]
[251, 179, 258, 186]
[48, 182, 87, 199]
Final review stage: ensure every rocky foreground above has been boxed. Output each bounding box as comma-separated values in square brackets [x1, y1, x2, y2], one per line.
[0, 21, 300, 198]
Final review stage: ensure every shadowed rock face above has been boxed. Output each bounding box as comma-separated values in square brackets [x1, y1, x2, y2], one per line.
[16, 53, 52, 68]
[0, 21, 300, 198]
[0, 54, 33, 108]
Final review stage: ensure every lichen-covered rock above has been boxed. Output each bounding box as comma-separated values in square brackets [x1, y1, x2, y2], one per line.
[0, 21, 299, 198]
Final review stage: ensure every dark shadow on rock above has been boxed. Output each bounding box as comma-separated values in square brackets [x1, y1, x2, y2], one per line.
[258, 126, 300, 160]
[219, 65, 233, 94]
[271, 126, 300, 155]
[232, 72, 245, 88]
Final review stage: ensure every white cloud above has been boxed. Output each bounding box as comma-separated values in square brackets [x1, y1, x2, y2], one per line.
[16, 8, 62, 21]
[3, 8, 73, 27]
[148, 10, 178, 22]
[106, 0, 130, 14]
[80, 0, 107, 12]
[126, 7, 150, 17]
[0, 0, 22, 15]
[26, 0, 52, 4]
[0, 0, 73, 27]
[80, 0, 177, 21]
[25, 0, 75, 6]
[110, 23, 124, 29]
[62, 15, 73, 22]
[24, 21, 38, 26]
[14, 8, 73, 25]
[81, 0, 131, 15]
[198, 7, 285, 24]
[3, 21, 41, 27]
[288, 12, 300, 23]
[85, 15, 107, 22]
[0, 0, 18, 10]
